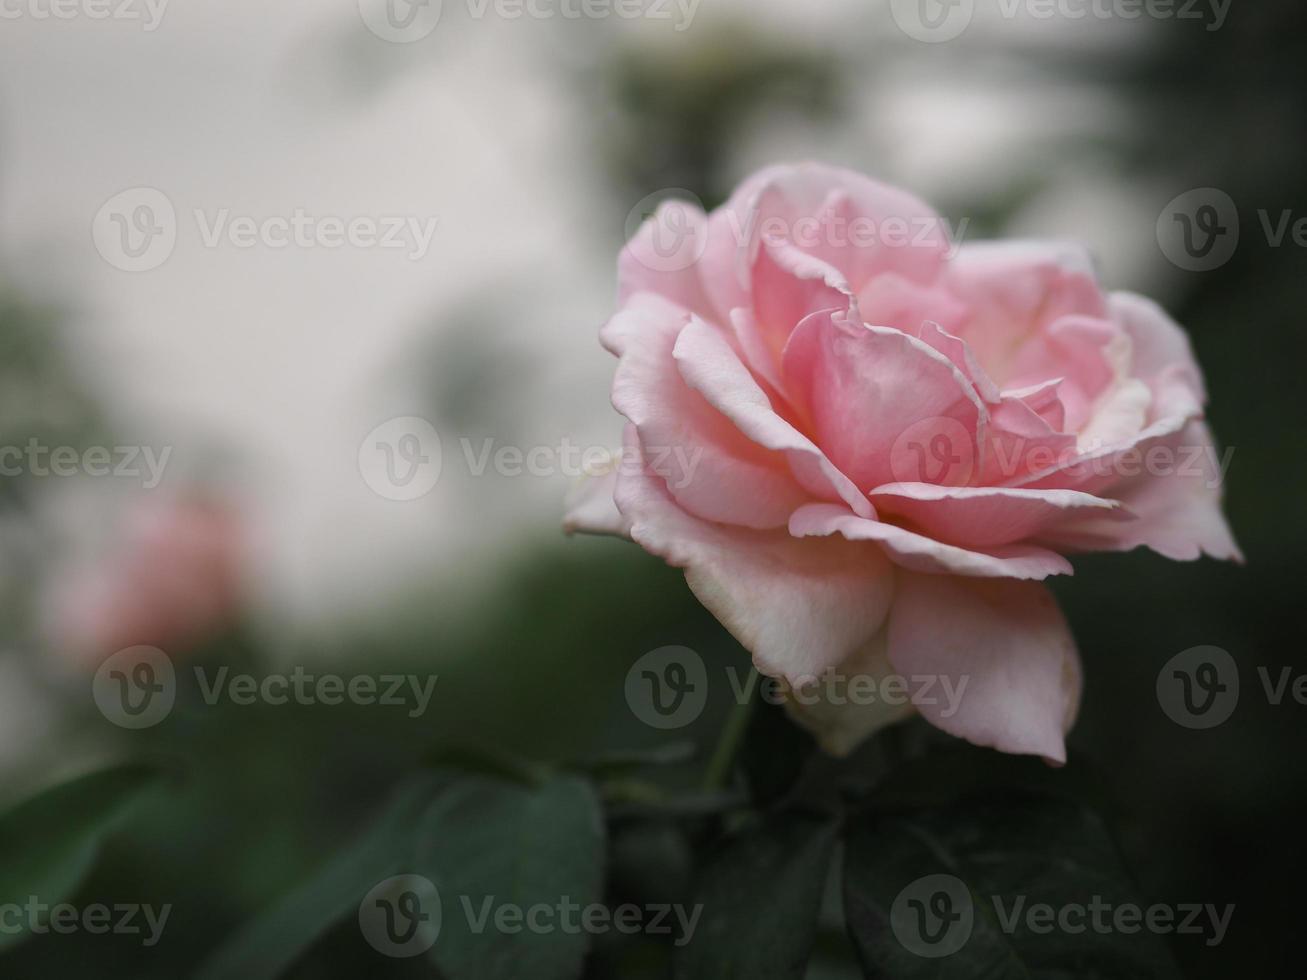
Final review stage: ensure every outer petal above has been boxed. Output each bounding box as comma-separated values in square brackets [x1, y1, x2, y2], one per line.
[867, 483, 1125, 550]
[789, 503, 1072, 580]
[1015, 405, 1198, 496]
[781, 630, 915, 756]
[746, 163, 952, 291]
[1075, 376, 1152, 451]
[601, 291, 688, 358]
[886, 572, 1082, 763]
[615, 427, 895, 684]
[782, 314, 987, 492]
[1108, 287, 1207, 425]
[945, 240, 1107, 389]
[610, 303, 811, 530]
[617, 199, 720, 323]
[1109, 291, 1208, 405]
[562, 451, 630, 538]
[1037, 421, 1242, 562]
[699, 162, 952, 318]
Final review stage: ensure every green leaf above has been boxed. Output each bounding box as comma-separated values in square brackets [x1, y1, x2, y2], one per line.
[419, 774, 605, 980]
[674, 807, 841, 979]
[0, 763, 162, 951]
[842, 748, 1182, 980]
[197, 769, 605, 980]
[195, 772, 446, 980]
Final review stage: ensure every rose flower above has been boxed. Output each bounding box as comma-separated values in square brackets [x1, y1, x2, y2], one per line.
[567, 163, 1239, 761]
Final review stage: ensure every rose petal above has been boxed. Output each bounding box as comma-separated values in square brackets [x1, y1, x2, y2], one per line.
[945, 240, 1106, 389]
[750, 236, 855, 367]
[617, 199, 719, 323]
[887, 572, 1082, 763]
[782, 313, 987, 492]
[980, 383, 1078, 485]
[868, 482, 1124, 549]
[1003, 378, 1066, 430]
[1102, 296, 1206, 439]
[610, 300, 813, 529]
[746, 164, 952, 291]
[673, 316, 875, 519]
[615, 427, 895, 683]
[856, 273, 969, 337]
[562, 451, 630, 537]
[789, 503, 1072, 580]
[781, 630, 915, 756]
[1076, 377, 1152, 451]
[1109, 291, 1207, 405]
[600, 291, 689, 358]
[1015, 405, 1198, 495]
[1007, 314, 1128, 433]
[1037, 421, 1242, 562]
[916, 320, 1000, 403]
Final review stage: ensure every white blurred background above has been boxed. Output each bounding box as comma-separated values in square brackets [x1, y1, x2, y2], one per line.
[0, 0, 1171, 628]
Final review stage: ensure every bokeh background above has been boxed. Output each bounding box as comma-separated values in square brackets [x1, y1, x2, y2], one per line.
[0, 0, 1302, 976]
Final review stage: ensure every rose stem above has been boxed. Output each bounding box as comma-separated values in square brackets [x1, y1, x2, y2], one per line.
[700, 666, 759, 792]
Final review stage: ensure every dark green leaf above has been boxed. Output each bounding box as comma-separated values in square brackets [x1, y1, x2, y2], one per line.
[674, 807, 841, 979]
[843, 748, 1182, 980]
[0, 764, 162, 951]
[195, 772, 445, 980]
[199, 768, 605, 980]
[418, 774, 605, 980]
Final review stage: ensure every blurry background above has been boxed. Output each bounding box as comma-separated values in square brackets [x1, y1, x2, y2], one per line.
[0, 0, 1302, 976]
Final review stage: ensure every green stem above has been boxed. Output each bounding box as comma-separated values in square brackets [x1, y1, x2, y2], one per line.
[701, 667, 759, 791]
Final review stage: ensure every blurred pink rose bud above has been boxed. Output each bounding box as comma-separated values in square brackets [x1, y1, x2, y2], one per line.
[49, 494, 244, 666]
[567, 162, 1241, 762]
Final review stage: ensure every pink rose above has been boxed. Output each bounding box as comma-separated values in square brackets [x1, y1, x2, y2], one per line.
[566, 162, 1240, 762]
[47, 494, 245, 666]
